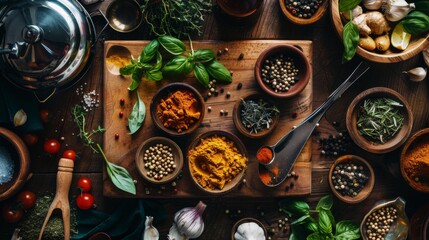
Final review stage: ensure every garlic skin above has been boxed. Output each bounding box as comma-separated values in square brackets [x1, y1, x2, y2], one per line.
[143, 216, 159, 240]
[343, 5, 363, 20]
[384, 0, 415, 22]
[234, 222, 265, 240]
[403, 67, 427, 82]
[13, 109, 27, 127]
[174, 201, 206, 239]
[168, 224, 188, 240]
[363, 0, 383, 10]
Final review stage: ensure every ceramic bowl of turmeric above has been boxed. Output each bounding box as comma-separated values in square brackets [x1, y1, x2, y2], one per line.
[400, 128, 429, 193]
[150, 83, 205, 136]
[187, 130, 248, 195]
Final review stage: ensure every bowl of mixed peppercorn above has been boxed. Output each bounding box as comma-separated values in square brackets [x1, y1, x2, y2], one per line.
[346, 87, 413, 154]
[255, 45, 311, 99]
[279, 0, 329, 25]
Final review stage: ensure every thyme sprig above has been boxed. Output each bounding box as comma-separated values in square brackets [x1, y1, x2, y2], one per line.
[72, 105, 105, 153]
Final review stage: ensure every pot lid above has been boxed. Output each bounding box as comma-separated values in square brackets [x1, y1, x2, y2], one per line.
[0, 0, 94, 90]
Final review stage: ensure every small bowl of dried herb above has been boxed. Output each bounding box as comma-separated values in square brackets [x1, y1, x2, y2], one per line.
[346, 87, 413, 154]
[233, 93, 280, 139]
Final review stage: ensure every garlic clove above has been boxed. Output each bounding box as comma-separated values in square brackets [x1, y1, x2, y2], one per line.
[384, 0, 415, 22]
[403, 67, 427, 82]
[143, 216, 159, 240]
[13, 109, 27, 127]
[363, 0, 383, 10]
[342, 5, 363, 20]
[168, 224, 188, 240]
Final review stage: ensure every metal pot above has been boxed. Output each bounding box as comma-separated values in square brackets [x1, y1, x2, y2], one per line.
[0, 0, 96, 101]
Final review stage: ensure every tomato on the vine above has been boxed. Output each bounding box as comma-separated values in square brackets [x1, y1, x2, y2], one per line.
[1, 203, 24, 223]
[62, 150, 77, 161]
[16, 191, 36, 210]
[77, 177, 92, 192]
[76, 193, 94, 210]
[43, 139, 61, 154]
[40, 109, 51, 124]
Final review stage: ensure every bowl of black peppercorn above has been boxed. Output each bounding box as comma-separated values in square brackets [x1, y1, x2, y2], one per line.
[329, 155, 375, 204]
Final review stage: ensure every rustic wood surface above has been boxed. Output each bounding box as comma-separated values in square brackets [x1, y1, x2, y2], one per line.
[2, 0, 429, 239]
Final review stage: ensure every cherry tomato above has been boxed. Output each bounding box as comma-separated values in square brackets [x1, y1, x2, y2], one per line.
[43, 139, 61, 154]
[77, 177, 92, 192]
[76, 193, 94, 210]
[40, 109, 51, 124]
[21, 133, 39, 146]
[62, 150, 77, 161]
[1, 203, 24, 223]
[16, 191, 37, 210]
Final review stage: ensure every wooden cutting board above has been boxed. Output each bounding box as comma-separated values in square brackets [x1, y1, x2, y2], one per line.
[103, 40, 313, 198]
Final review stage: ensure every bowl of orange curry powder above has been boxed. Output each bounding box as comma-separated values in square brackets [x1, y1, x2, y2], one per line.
[150, 83, 205, 136]
[401, 128, 429, 193]
[187, 130, 248, 194]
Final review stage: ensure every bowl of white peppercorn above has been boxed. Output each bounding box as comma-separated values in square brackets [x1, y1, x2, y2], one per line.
[255, 44, 311, 99]
[135, 137, 183, 184]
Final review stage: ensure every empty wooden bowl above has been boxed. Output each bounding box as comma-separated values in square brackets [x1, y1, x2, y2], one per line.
[255, 45, 311, 99]
[329, 155, 375, 204]
[400, 128, 429, 193]
[279, 0, 328, 25]
[231, 218, 267, 240]
[233, 93, 280, 138]
[346, 87, 413, 154]
[331, 0, 429, 63]
[150, 82, 205, 136]
[135, 137, 183, 184]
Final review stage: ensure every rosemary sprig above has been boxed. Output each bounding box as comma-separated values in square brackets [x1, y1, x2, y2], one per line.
[240, 99, 279, 134]
[72, 105, 105, 153]
[356, 98, 404, 143]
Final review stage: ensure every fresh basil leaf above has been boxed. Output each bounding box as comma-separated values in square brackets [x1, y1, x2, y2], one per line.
[317, 195, 333, 211]
[335, 221, 360, 240]
[342, 20, 359, 63]
[194, 62, 210, 87]
[152, 52, 163, 71]
[279, 199, 310, 216]
[307, 232, 325, 240]
[205, 60, 232, 83]
[306, 221, 319, 233]
[158, 36, 186, 55]
[106, 160, 136, 195]
[318, 209, 333, 235]
[119, 64, 135, 76]
[140, 39, 159, 63]
[339, 0, 361, 12]
[128, 67, 144, 91]
[401, 11, 429, 35]
[292, 215, 311, 225]
[193, 49, 215, 63]
[145, 69, 163, 81]
[138, 62, 153, 70]
[128, 92, 146, 134]
[162, 56, 191, 76]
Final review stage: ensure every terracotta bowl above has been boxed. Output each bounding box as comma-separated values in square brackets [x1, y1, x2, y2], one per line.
[231, 218, 267, 240]
[400, 128, 429, 193]
[346, 87, 413, 154]
[135, 136, 183, 184]
[0, 127, 30, 201]
[279, 0, 329, 25]
[330, 0, 429, 63]
[232, 93, 280, 139]
[187, 130, 248, 195]
[150, 82, 205, 136]
[329, 155, 375, 204]
[255, 45, 311, 99]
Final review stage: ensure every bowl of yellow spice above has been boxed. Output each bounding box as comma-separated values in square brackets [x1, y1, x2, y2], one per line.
[150, 83, 205, 136]
[187, 130, 248, 195]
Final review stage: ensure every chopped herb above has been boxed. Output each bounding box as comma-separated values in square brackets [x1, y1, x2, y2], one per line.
[240, 99, 279, 134]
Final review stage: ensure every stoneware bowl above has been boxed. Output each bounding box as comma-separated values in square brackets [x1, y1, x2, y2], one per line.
[346, 87, 413, 154]
[232, 93, 280, 138]
[400, 128, 429, 193]
[0, 127, 30, 201]
[329, 155, 375, 204]
[279, 0, 329, 25]
[150, 82, 205, 136]
[187, 130, 247, 195]
[135, 136, 183, 184]
[331, 0, 429, 63]
[255, 45, 311, 99]
[231, 218, 267, 240]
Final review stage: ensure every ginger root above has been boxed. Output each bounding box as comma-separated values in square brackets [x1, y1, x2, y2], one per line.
[352, 11, 391, 36]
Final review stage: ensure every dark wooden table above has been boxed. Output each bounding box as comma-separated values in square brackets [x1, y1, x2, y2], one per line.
[7, 0, 429, 239]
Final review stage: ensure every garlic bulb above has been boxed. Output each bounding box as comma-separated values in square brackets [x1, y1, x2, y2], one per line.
[174, 201, 206, 239]
[384, 0, 415, 22]
[363, 0, 383, 10]
[403, 67, 427, 82]
[234, 222, 266, 240]
[143, 216, 159, 240]
[168, 224, 188, 240]
[13, 109, 27, 127]
[343, 5, 363, 20]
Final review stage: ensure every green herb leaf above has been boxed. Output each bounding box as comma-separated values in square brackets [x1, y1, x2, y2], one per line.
[317, 195, 333, 211]
[152, 52, 163, 71]
[193, 49, 215, 63]
[194, 62, 210, 87]
[128, 92, 146, 134]
[162, 56, 192, 76]
[128, 67, 144, 91]
[279, 199, 310, 216]
[306, 221, 319, 233]
[140, 39, 159, 63]
[307, 232, 325, 240]
[145, 69, 163, 81]
[318, 209, 333, 235]
[339, 0, 361, 12]
[158, 36, 186, 55]
[335, 221, 360, 240]
[205, 60, 232, 83]
[292, 215, 311, 225]
[120, 64, 135, 76]
[290, 224, 307, 240]
[342, 20, 360, 63]
[401, 11, 429, 35]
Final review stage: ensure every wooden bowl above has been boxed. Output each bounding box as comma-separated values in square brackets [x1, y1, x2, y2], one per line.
[187, 130, 248, 195]
[232, 93, 280, 138]
[346, 87, 413, 154]
[279, 0, 329, 25]
[0, 127, 30, 201]
[330, 0, 429, 63]
[255, 45, 311, 99]
[150, 83, 205, 136]
[135, 136, 183, 184]
[231, 218, 267, 240]
[400, 128, 429, 193]
[329, 155, 375, 204]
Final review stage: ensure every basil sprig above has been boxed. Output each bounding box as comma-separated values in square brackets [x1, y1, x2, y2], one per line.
[342, 20, 360, 63]
[128, 92, 146, 134]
